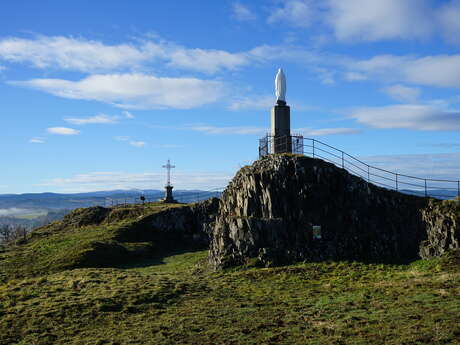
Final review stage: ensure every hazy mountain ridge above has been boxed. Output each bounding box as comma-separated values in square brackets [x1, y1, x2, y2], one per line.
[0, 189, 221, 231]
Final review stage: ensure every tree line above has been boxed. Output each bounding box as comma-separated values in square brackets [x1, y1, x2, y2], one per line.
[0, 224, 28, 247]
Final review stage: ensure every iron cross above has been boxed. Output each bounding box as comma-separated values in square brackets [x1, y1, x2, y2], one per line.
[162, 159, 175, 186]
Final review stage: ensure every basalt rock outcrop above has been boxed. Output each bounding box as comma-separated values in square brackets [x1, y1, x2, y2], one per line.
[420, 199, 459, 259]
[209, 154, 430, 268]
[141, 197, 220, 246]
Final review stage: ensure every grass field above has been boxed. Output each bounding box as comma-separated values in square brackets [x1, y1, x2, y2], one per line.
[1, 249, 459, 345]
[1, 202, 459, 345]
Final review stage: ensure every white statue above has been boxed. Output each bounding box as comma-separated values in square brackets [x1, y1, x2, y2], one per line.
[275, 68, 286, 103]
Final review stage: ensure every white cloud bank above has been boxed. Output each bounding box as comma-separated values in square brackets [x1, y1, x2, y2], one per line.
[47, 127, 80, 135]
[361, 152, 460, 181]
[123, 111, 134, 119]
[268, 0, 314, 28]
[347, 54, 460, 88]
[64, 114, 119, 125]
[268, 0, 460, 44]
[381, 84, 420, 103]
[228, 95, 274, 110]
[190, 125, 267, 135]
[129, 141, 146, 148]
[0, 35, 251, 74]
[29, 137, 45, 144]
[298, 127, 361, 136]
[232, 2, 256, 21]
[40, 171, 233, 193]
[349, 104, 460, 131]
[327, 0, 433, 42]
[188, 125, 360, 136]
[11, 73, 224, 109]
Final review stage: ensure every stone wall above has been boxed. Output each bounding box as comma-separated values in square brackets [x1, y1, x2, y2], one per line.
[209, 154, 430, 268]
[420, 199, 459, 259]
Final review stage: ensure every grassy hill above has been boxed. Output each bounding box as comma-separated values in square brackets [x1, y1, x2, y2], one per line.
[1, 202, 459, 345]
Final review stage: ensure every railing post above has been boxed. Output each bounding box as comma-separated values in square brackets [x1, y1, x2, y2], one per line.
[312, 139, 315, 158]
[367, 166, 370, 183]
[341, 151, 344, 169]
[396, 173, 398, 191]
[425, 179, 427, 197]
[458, 181, 459, 199]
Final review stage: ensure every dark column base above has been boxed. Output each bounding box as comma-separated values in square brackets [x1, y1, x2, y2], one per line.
[163, 185, 178, 203]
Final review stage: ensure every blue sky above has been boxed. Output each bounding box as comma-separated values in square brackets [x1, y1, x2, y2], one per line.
[1, 0, 460, 193]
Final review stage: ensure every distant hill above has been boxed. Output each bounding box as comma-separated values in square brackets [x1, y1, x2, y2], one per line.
[0, 189, 222, 230]
[0, 189, 222, 210]
[401, 189, 459, 200]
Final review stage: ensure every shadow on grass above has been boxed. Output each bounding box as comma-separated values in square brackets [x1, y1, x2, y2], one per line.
[115, 247, 207, 270]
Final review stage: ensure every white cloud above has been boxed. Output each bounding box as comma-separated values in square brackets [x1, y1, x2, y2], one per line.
[0, 35, 251, 74]
[0, 36, 148, 72]
[47, 127, 80, 135]
[166, 47, 248, 74]
[349, 104, 460, 131]
[232, 2, 256, 21]
[346, 54, 460, 88]
[123, 111, 134, 119]
[403, 55, 460, 88]
[361, 152, 460, 182]
[40, 171, 232, 193]
[343, 72, 367, 81]
[228, 95, 274, 110]
[129, 141, 146, 148]
[268, 0, 314, 28]
[326, 0, 433, 42]
[114, 136, 130, 141]
[29, 137, 45, 144]
[313, 67, 336, 85]
[297, 127, 361, 136]
[64, 114, 119, 125]
[438, 0, 460, 45]
[114, 136, 146, 147]
[11, 73, 224, 109]
[190, 125, 267, 135]
[381, 84, 420, 103]
[187, 124, 359, 136]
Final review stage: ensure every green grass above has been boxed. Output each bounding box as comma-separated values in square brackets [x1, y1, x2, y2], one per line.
[1, 250, 459, 345]
[1, 201, 459, 344]
[0, 202, 189, 281]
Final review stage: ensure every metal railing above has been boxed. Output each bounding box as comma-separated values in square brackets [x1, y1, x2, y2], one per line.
[301, 138, 460, 200]
[259, 134, 304, 158]
[87, 188, 225, 208]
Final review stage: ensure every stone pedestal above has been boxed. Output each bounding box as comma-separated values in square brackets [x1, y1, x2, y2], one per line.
[271, 100, 291, 153]
[163, 185, 177, 203]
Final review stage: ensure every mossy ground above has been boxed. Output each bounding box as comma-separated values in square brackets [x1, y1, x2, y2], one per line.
[1, 250, 460, 345]
[0, 202, 188, 281]
[1, 201, 459, 344]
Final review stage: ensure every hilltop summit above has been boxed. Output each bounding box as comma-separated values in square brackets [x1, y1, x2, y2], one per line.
[209, 154, 432, 268]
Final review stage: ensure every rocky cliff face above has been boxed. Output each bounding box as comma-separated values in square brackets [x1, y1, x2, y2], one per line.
[57, 198, 219, 247]
[143, 197, 219, 246]
[209, 154, 429, 268]
[420, 199, 459, 259]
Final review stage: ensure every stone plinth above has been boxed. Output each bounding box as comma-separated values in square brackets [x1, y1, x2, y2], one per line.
[163, 185, 177, 203]
[271, 101, 291, 153]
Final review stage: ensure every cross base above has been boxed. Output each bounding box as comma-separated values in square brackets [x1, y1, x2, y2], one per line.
[163, 185, 178, 203]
